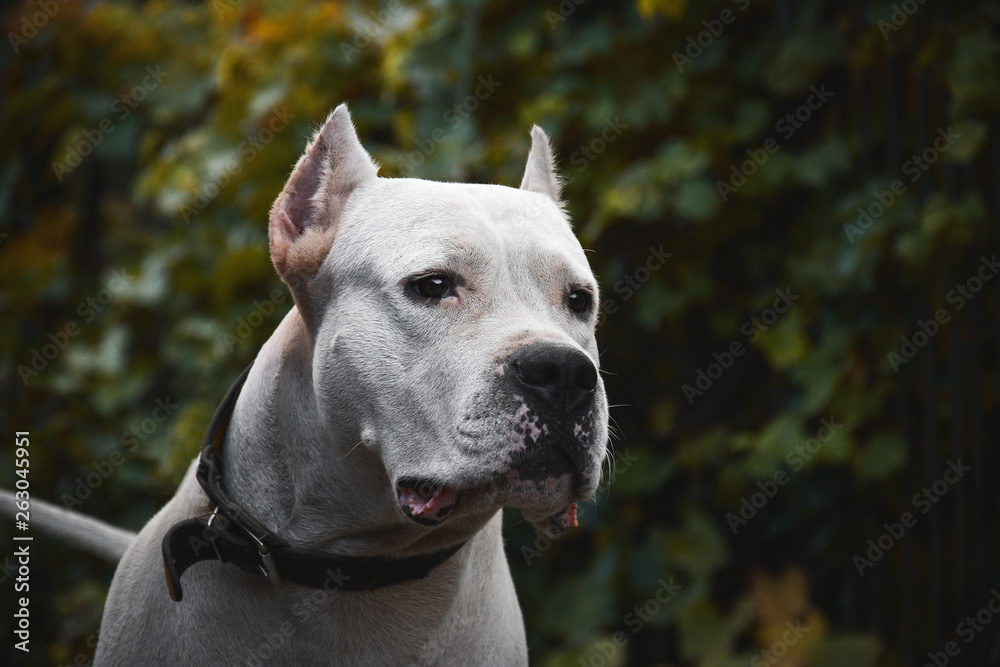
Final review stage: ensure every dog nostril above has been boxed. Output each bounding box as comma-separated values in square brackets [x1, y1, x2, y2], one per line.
[515, 360, 559, 388]
[575, 363, 598, 391]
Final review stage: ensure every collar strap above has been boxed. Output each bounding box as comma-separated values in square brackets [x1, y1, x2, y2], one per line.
[161, 364, 465, 602]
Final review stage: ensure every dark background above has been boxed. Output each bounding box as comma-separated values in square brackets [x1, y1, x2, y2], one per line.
[2, 0, 999, 665]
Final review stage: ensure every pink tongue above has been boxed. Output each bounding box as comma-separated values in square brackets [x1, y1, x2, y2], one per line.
[399, 486, 458, 520]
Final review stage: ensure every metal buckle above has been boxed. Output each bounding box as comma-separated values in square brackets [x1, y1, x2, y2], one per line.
[205, 507, 226, 564]
[240, 524, 281, 586]
[206, 505, 280, 585]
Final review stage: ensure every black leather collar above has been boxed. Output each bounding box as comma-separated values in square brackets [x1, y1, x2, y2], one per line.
[162, 364, 465, 602]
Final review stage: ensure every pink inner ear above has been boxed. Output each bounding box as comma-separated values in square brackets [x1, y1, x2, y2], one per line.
[268, 105, 378, 279]
[274, 207, 298, 243]
[280, 141, 327, 237]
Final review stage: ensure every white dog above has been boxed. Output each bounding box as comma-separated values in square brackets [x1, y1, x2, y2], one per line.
[16, 105, 610, 666]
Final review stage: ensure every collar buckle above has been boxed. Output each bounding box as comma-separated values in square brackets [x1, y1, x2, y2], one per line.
[205, 508, 226, 564]
[241, 522, 281, 585]
[208, 503, 281, 585]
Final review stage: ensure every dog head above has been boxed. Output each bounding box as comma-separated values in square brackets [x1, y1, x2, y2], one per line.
[269, 105, 608, 535]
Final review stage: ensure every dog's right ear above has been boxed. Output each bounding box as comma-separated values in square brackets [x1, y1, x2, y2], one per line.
[269, 104, 378, 327]
[520, 125, 562, 204]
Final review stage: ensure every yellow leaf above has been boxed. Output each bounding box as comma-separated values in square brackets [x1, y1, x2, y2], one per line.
[637, 0, 688, 20]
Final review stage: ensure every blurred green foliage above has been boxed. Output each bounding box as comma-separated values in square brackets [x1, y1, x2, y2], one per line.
[2, 0, 999, 665]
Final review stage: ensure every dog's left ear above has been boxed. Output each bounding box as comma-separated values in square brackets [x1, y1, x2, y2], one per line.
[520, 126, 562, 203]
[269, 104, 378, 327]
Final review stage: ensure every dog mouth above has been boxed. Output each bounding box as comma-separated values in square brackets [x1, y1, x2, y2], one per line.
[396, 479, 459, 526]
[395, 451, 584, 533]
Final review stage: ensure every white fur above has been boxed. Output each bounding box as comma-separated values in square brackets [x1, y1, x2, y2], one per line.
[94, 105, 608, 666]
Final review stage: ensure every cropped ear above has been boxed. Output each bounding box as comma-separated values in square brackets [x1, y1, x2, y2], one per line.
[519, 125, 562, 203]
[269, 104, 378, 326]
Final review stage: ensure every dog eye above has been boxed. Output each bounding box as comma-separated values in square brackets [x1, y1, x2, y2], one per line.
[567, 289, 593, 314]
[410, 275, 456, 300]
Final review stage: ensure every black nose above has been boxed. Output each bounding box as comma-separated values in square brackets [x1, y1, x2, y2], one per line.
[507, 343, 598, 412]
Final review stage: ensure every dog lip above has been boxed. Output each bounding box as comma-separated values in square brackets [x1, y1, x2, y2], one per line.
[549, 502, 579, 533]
[396, 478, 459, 525]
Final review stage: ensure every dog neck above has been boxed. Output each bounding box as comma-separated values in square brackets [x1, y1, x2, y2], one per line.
[221, 306, 495, 559]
